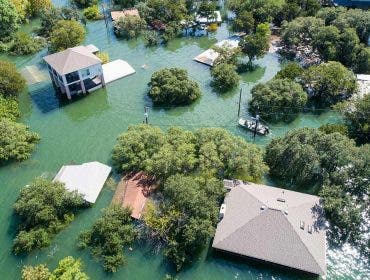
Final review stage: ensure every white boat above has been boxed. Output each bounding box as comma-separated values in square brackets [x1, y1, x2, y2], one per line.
[238, 118, 269, 135]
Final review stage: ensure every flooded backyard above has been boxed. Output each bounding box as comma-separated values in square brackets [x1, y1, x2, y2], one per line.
[0, 10, 368, 280]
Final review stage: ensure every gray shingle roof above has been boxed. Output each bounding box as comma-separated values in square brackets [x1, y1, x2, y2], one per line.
[212, 182, 326, 275]
[43, 46, 101, 75]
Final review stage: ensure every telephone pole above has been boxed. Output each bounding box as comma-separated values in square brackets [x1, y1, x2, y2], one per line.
[144, 107, 149, 124]
[237, 88, 242, 118]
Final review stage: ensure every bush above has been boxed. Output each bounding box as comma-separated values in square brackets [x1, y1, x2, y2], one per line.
[114, 15, 146, 38]
[0, 0, 19, 39]
[13, 178, 86, 254]
[78, 205, 136, 272]
[0, 96, 20, 121]
[210, 63, 239, 92]
[0, 60, 25, 98]
[73, 0, 97, 8]
[27, 0, 52, 17]
[249, 78, 307, 121]
[83, 5, 102, 20]
[49, 20, 85, 53]
[148, 68, 201, 105]
[10, 32, 45, 55]
[275, 62, 303, 81]
[144, 30, 160, 46]
[96, 51, 109, 64]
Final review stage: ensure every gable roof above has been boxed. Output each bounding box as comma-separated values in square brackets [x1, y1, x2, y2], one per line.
[53, 161, 111, 203]
[212, 182, 327, 275]
[43, 46, 101, 75]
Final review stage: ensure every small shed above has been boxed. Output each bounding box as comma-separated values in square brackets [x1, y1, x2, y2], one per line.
[53, 161, 112, 203]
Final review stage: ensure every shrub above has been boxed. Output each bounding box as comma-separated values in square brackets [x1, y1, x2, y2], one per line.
[114, 15, 146, 38]
[83, 5, 102, 20]
[10, 32, 45, 55]
[96, 51, 109, 64]
[144, 30, 160, 46]
[0, 96, 20, 121]
[0, 60, 26, 98]
[148, 68, 201, 105]
[210, 63, 239, 92]
[0, 0, 19, 39]
[49, 20, 85, 53]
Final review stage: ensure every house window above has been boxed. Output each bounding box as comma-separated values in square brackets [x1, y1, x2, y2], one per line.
[85, 69, 90, 76]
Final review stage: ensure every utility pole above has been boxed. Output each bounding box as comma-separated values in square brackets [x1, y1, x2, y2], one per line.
[144, 107, 149, 124]
[237, 88, 242, 118]
[253, 114, 259, 140]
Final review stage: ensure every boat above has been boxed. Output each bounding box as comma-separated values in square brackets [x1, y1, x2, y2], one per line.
[238, 118, 269, 135]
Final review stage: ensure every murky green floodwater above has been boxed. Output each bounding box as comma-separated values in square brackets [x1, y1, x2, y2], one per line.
[0, 12, 369, 280]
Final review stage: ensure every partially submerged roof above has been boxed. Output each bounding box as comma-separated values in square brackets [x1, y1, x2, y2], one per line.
[102, 59, 135, 83]
[193, 39, 239, 66]
[53, 161, 111, 203]
[111, 8, 140, 21]
[85, 44, 99, 53]
[196, 11, 222, 23]
[43, 46, 101, 75]
[213, 182, 326, 275]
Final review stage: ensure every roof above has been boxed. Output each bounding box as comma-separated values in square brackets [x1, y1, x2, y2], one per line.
[85, 44, 99, 53]
[212, 181, 326, 275]
[196, 11, 222, 23]
[111, 8, 140, 21]
[43, 46, 101, 75]
[193, 39, 239, 66]
[357, 74, 370, 81]
[53, 161, 111, 203]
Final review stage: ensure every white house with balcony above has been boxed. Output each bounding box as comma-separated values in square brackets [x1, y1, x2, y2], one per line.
[43, 45, 105, 99]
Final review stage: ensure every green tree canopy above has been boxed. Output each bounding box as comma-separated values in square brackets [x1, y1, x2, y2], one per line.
[13, 178, 86, 254]
[0, 60, 26, 98]
[78, 205, 136, 272]
[274, 62, 303, 81]
[301, 61, 357, 106]
[143, 174, 224, 270]
[274, 0, 320, 24]
[232, 10, 254, 34]
[210, 63, 239, 92]
[27, 0, 51, 17]
[0, 118, 40, 163]
[22, 256, 89, 280]
[249, 78, 307, 121]
[114, 15, 147, 38]
[338, 95, 370, 144]
[239, 23, 270, 64]
[0, 0, 19, 39]
[148, 68, 201, 105]
[49, 20, 86, 53]
[0, 96, 20, 121]
[112, 125, 268, 182]
[10, 31, 45, 55]
[265, 128, 369, 256]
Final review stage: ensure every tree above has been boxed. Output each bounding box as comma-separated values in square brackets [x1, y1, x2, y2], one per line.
[0, 96, 20, 121]
[274, 0, 320, 24]
[301, 61, 357, 106]
[143, 175, 224, 270]
[72, 0, 97, 8]
[210, 63, 239, 92]
[239, 23, 270, 65]
[49, 20, 85, 53]
[78, 205, 136, 272]
[337, 28, 360, 68]
[27, 0, 51, 17]
[197, 1, 217, 22]
[274, 62, 303, 81]
[352, 45, 370, 74]
[148, 68, 201, 105]
[13, 178, 86, 254]
[312, 25, 340, 61]
[265, 128, 369, 256]
[339, 95, 370, 144]
[0, 0, 19, 39]
[0, 60, 25, 98]
[114, 0, 135, 8]
[114, 15, 147, 38]
[232, 10, 254, 34]
[11, 0, 29, 22]
[0, 119, 40, 163]
[83, 5, 102, 20]
[22, 257, 89, 280]
[10, 32, 45, 55]
[249, 78, 307, 122]
[318, 123, 348, 137]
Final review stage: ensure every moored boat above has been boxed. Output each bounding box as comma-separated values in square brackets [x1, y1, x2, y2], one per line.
[238, 118, 269, 135]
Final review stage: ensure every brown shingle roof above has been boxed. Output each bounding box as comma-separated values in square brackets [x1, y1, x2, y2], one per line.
[212, 182, 327, 275]
[43, 46, 101, 75]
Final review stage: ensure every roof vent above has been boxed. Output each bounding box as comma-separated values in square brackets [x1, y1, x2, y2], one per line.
[300, 221, 305, 230]
[260, 205, 266, 210]
[277, 198, 286, 202]
[283, 210, 288, 215]
[219, 204, 226, 220]
[308, 225, 313, 234]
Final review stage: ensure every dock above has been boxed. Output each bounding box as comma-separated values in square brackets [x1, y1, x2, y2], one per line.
[112, 172, 155, 219]
[103, 59, 136, 84]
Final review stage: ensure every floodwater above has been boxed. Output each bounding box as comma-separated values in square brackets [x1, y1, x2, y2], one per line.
[0, 11, 368, 280]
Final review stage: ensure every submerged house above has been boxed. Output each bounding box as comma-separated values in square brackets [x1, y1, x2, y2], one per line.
[213, 180, 327, 276]
[44, 45, 105, 99]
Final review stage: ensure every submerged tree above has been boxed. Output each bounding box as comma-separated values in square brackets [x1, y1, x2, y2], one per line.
[13, 178, 86, 254]
[210, 63, 239, 92]
[148, 68, 201, 105]
[114, 15, 147, 38]
[249, 78, 307, 122]
[78, 205, 136, 272]
[49, 20, 86, 53]
[0, 60, 26, 98]
[0, 0, 19, 39]
[0, 96, 20, 121]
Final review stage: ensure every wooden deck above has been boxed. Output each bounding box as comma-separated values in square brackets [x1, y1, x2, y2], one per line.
[112, 172, 154, 219]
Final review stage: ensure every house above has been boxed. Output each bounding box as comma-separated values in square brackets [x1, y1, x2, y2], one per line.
[213, 180, 327, 276]
[44, 45, 105, 99]
[53, 161, 112, 204]
[111, 8, 140, 22]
